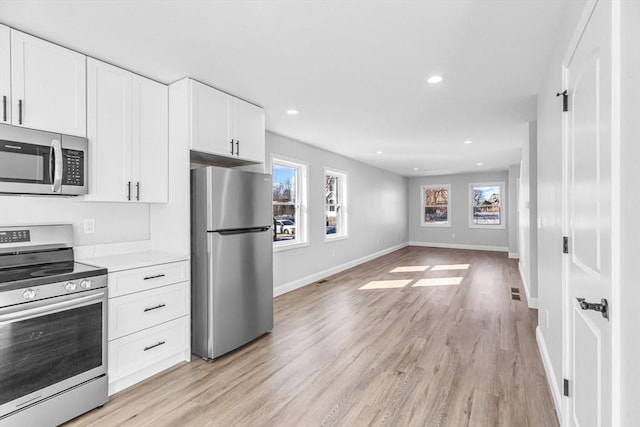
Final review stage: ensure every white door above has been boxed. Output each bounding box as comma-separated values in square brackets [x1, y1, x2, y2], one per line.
[189, 80, 233, 157]
[11, 30, 86, 137]
[233, 98, 265, 163]
[564, 1, 614, 426]
[0, 25, 10, 124]
[86, 58, 132, 201]
[132, 75, 168, 203]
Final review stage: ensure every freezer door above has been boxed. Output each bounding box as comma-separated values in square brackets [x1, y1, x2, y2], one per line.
[197, 166, 272, 231]
[204, 228, 273, 359]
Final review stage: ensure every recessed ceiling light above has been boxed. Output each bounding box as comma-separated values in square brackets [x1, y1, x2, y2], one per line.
[413, 167, 419, 171]
[286, 109, 299, 115]
[376, 151, 383, 155]
[476, 162, 483, 166]
[464, 140, 473, 144]
[427, 75, 443, 84]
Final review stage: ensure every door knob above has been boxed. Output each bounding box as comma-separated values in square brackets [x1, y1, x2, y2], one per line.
[576, 297, 609, 320]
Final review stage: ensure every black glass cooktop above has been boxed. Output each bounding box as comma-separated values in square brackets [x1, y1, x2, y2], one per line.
[0, 261, 107, 292]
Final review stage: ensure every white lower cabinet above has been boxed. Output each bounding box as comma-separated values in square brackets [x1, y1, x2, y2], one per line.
[107, 260, 190, 395]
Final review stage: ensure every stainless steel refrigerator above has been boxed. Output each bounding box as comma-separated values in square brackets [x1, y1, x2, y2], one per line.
[191, 166, 274, 361]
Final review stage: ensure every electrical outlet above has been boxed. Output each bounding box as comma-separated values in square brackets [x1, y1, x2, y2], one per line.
[83, 219, 95, 234]
[376, 239, 380, 245]
[452, 233, 455, 239]
[332, 250, 336, 257]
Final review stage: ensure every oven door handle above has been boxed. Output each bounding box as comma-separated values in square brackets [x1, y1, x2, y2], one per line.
[0, 291, 105, 325]
[51, 138, 63, 193]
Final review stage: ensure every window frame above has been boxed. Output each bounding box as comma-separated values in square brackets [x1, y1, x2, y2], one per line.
[271, 155, 309, 251]
[420, 184, 452, 228]
[468, 181, 506, 229]
[324, 168, 348, 242]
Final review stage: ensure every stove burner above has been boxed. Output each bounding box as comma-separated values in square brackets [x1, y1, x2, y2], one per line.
[30, 265, 74, 277]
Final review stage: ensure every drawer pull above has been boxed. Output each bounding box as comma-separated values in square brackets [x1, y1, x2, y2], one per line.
[143, 340, 166, 351]
[143, 274, 166, 281]
[144, 303, 166, 313]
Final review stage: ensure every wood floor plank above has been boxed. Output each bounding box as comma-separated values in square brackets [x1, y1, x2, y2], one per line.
[65, 247, 558, 427]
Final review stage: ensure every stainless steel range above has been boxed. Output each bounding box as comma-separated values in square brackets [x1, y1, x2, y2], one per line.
[0, 224, 108, 427]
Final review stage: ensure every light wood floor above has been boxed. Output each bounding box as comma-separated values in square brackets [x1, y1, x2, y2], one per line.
[67, 247, 558, 427]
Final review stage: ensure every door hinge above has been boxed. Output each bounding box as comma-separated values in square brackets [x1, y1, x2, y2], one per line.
[556, 90, 568, 112]
[563, 379, 569, 397]
[563, 236, 569, 254]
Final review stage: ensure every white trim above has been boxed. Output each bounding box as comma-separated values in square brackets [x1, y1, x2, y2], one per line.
[518, 261, 538, 309]
[508, 252, 519, 259]
[469, 181, 506, 229]
[273, 241, 310, 252]
[324, 167, 348, 239]
[408, 241, 508, 252]
[537, 327, 563, 425]
[273, 242, 408, 297]
[420, 184, 452, 227]
[271, 154, 309, 248]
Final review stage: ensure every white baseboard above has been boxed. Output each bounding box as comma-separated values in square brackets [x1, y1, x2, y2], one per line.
[508, 252, 519, 259]
[518, 261, 538, 308]
[408, 241, 508, 252]
[536, 327, 563, 425]
[273, 242, 409, 297]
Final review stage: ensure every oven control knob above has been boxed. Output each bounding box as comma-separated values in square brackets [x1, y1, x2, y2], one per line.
[22, 289, 37, 300]
[64, 282, 77, 292]
[80, 280, 92, 289]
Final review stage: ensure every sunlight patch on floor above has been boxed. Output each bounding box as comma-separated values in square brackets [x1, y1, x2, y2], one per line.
[390, 266, 429, 273]
[359, 280, 412, 290]
[412, 277, 464, 287]
[431, 264, 470, 271]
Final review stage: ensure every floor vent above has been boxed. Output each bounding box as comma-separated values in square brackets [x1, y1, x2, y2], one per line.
[510, 287, 520, 293]
[511, 294, 521, 301]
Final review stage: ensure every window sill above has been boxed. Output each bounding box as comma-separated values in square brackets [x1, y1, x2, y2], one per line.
[273, 241, 310, 252]
[468, 224, 506, 230]
[324, 234, 349, 243]
[420, 223, 451, 228]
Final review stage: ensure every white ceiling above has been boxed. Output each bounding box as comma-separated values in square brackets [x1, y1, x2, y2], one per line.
[0, 0, 567, 177]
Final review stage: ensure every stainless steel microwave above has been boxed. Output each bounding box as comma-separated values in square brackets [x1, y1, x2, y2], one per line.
[0, 124, 88, 196]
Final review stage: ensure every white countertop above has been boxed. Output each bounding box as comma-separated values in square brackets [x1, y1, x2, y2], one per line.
[78, 251, 189, 273]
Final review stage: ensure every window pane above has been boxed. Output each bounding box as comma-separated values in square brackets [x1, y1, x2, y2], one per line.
[273, 165, 296, 204]
[472, 186, 500, 207]
[325, 174, 339, 235]
[273, 164, 297, 242]
[424, 207, 448, 223]
[473, 206, 500, 224]
[471, 185, 501, 225]
[425, 187, 448, 206]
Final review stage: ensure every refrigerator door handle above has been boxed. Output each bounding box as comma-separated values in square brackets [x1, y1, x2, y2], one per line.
[214, 226, 271, 236]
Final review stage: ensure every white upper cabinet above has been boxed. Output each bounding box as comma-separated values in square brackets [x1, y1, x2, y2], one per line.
[0, 25, 10, 124]
[233, 98, 265, 163]
[132, 75, 168, 203]
[87, 58, 168, 203]
[10, 30, 86, 137]
[190, 80, 233, 157]
[188, 79, 264, 164]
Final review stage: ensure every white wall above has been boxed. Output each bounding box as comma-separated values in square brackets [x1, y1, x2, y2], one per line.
[619, 1, 640, 423]
[0, 196, 150, 246]
[519, 121, 538, 307]
[508, 164, 520, 257]
[267, 132, 408, 294]
[535, 0, 587, 412]
[408, 171, 510, 251]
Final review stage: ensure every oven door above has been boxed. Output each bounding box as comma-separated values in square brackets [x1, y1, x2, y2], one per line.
[0, 288, 107, 418]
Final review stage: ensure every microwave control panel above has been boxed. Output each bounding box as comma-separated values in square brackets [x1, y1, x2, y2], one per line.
[0, 230, 30, 244]
[62, 149, 84, 186]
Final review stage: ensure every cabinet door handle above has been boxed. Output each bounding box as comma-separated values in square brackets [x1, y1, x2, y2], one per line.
[143, 303, 166, 312]
[230, 139, 234, 155]
[2, 96, 6, 122]
[127, 181, 131, 201]
[143, 340, 166, 351]
[18, 99, 23, 124]
[136, 182, 140, 201]
[236, 140, 239, 156]
[143, 273, 166, 281]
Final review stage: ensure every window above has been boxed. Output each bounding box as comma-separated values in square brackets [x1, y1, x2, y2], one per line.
[272, 157, 308, 249]
[325, 169, 348, 239]
[469, 182, 505, 228]
[421, 184, 451, 227]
